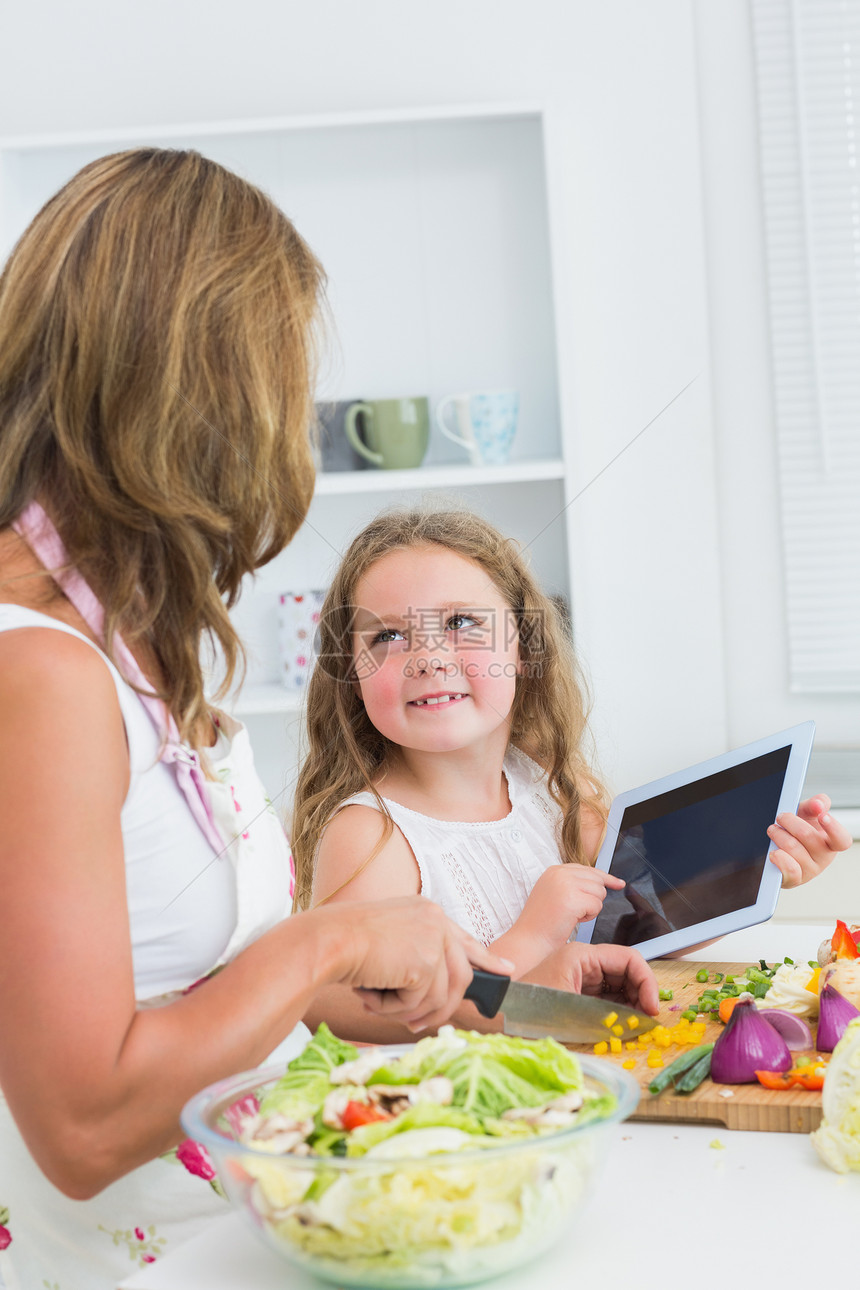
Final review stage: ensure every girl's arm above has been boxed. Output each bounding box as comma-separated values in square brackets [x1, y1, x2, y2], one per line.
[304, 798, 649, 1038]
[488, 795, 618, 975]
[0, 630, 504, 1198]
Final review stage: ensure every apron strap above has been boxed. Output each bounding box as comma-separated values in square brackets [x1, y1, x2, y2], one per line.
[12, 501, 225, 855]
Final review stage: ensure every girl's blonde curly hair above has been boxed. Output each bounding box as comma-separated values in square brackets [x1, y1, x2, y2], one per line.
[291, 505, 607, 909]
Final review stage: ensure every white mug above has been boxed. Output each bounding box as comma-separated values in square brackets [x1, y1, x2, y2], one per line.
[435, 389, 519, 466]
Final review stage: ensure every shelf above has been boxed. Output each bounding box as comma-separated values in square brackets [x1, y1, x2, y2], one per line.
[314, 458, 565, 495]
[0, 101, 544, 152]
[226, 684, 307, 717]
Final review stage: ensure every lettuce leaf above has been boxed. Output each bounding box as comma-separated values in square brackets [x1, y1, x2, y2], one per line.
[289, 1022, 358, 1075]
[346, 1103, 494, 1155]
[258, 1070, 330, 1120]
[367, 1028, 585, 1121]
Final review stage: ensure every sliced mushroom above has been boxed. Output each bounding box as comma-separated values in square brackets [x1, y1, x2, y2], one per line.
[243, 1111, 314, 1153]
[367, 1076, 454, 1116]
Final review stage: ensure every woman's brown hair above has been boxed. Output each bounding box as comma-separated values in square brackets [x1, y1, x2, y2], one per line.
[0, 147, 325, 744]
[292, 506, 607, 910]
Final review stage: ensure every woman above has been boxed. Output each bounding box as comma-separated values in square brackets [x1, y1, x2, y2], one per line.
[0, 148, 514, 1284]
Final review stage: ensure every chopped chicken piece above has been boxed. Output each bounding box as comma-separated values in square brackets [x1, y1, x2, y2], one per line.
[322, 1086, 369, 1128]
[328, 1049, 384, 1085]
[501, 1091, 584, 1125]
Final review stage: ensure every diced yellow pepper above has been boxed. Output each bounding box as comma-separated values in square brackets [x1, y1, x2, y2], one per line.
[603, 1012, 619, 1028]
[626, 1041, 637, 1050]
[612, 1024, 624, 1037]
[627, 1015, 640, 1030]
[622, 1059, 637, 1070]
[594, 1041, 609, 1055]
[609, 1037, 622, 1053]
[806, 967, 821, 995]
[646, 1053, 664, 1068]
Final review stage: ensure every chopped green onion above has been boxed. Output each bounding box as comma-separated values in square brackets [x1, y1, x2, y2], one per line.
[695, 969, 709, 983]
[725, 975, 735, 984]
[795, 1054, 812, 1067]
[658, 988, 674, 1001]
[648, 1043, 713, 1095]
[784, 956, 794, 966]
[681, 1009, 698, 1022]
[713, 972, 725, 983]
[675, 1047, 714, 1094]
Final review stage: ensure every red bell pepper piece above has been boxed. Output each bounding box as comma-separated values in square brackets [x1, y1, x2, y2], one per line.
[832, 920, 860, 960]
[340, 1101, 391, 1131]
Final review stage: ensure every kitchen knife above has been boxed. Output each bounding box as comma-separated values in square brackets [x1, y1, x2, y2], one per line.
[464, 969, 658, 1043]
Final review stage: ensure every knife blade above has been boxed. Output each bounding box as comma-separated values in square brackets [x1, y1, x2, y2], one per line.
[464, 969, 658, 1044]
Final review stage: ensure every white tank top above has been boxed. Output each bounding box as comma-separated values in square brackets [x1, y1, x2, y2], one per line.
[0, 605, 293, 1000]
[336, 746, 565, 945]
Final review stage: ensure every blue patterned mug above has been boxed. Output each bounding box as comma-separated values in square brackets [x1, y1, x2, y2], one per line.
[435, 389, 519, 466]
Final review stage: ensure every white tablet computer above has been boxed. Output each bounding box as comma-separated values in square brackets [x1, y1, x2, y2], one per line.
[575, 722, 816, 960]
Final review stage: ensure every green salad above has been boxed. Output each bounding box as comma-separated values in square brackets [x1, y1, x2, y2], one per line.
[228, 1024, 618, 1286]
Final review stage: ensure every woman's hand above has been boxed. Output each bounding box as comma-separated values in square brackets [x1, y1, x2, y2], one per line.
[519, 941, 660, 1015]
[326, 897, 513, 1034]
[767, 795, 853, 888]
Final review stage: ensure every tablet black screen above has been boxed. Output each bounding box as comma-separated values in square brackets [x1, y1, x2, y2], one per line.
[589, 745, 792, 947]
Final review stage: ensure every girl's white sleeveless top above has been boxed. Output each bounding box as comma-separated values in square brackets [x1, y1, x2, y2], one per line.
[336, 745, 565, 945]
[0, 605, 309, 1288]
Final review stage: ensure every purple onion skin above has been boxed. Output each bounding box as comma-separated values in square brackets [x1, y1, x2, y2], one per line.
[710, 999, 792, 1084]
[816, 985, 860, 1053]
[756, 1009, 813, 1051]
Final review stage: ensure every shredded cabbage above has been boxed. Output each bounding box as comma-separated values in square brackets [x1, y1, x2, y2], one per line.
[811, 1016, 860, 1173]
[237, 1024, 617, 1285]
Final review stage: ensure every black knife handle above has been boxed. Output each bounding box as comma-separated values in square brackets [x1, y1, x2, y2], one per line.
[464, 969, 511, 1018]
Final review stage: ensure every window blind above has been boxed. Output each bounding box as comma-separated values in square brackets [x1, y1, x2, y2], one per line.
[752, 0, 860, 692]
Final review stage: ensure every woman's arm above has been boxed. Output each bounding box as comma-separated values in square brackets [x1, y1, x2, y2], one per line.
[306, 805, 505, 1041]
[0, 631, 504, 1198]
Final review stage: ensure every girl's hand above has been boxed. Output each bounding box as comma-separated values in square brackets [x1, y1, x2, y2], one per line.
[334, 897, 513, 1034]
[520, 941, 660, 1016]
[513, 864, 625, 957]
[766, 795, 853, 888]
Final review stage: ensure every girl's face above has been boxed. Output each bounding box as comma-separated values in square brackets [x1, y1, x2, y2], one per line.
[351, 545, 520, 756]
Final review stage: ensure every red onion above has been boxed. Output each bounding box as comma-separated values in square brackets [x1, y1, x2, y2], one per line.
[710, 999, 792, 1084]
[756, 1009, 813, 1051]
[816, 984, 860, 1053]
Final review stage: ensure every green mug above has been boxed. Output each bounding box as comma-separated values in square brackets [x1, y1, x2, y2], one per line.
[344, 397, 430, 469]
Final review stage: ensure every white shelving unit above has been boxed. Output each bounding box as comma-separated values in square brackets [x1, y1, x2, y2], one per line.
[314, 457, 565, 496]
[0, 104, 574, 802]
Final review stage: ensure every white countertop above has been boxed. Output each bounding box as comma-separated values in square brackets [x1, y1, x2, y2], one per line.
[121, 923, 856, 1290]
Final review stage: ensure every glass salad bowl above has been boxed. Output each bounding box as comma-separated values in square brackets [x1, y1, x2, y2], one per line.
[181, 1032, 639, 1289]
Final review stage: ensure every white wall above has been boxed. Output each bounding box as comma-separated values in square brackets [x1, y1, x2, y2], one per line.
[0, 0, 723, 796]
[694, 0, 860, 754]
[3, 0, 855, 914]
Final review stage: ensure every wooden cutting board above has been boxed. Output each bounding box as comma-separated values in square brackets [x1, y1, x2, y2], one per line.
[571, 960, 823, 1134]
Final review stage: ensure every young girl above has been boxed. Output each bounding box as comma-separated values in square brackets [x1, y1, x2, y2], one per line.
[294, 506, 852, 1040]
